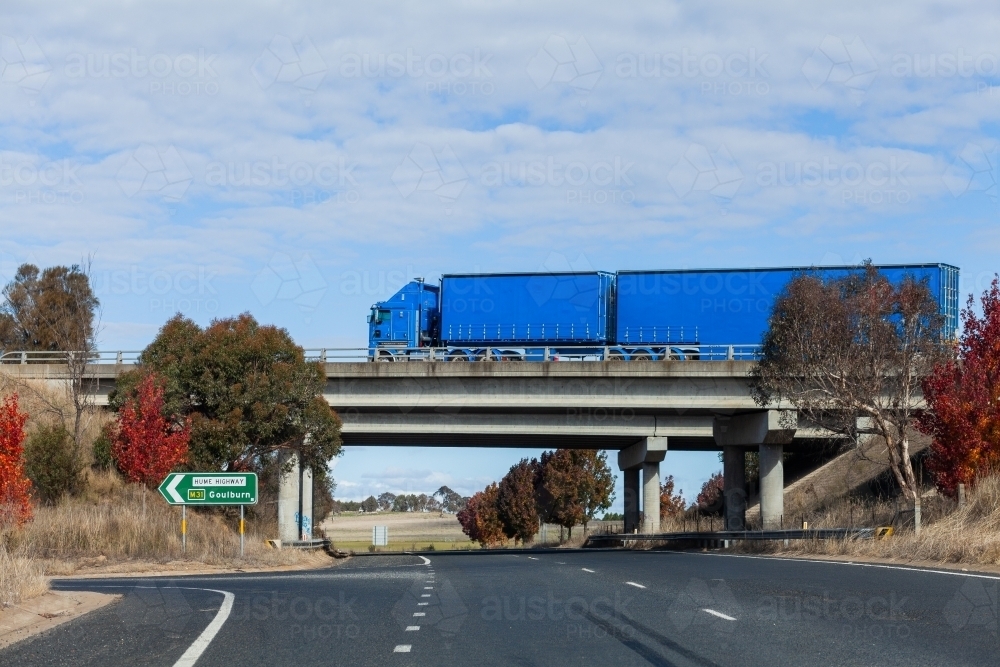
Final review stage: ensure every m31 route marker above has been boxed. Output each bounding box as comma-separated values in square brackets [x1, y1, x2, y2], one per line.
[158, 472, 258, 556]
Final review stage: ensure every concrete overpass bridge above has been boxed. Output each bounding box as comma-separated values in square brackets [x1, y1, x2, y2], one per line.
[1, 351, 835, 535]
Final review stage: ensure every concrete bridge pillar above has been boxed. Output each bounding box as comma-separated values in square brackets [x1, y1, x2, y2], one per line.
[722, 446, 747, 531]
[642, 462, 660, 534]
[714, 410, 795, 532]
[278, 450, 314, 543]
[618, 436, 667, 534]
[623, 468, 640, 534]
[759, 443, 784, 530]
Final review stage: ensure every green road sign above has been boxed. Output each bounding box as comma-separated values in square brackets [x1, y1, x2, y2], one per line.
[158, 472, 258, 505]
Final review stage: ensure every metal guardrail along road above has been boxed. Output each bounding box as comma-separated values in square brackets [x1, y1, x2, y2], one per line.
[584, 527, 876, 547]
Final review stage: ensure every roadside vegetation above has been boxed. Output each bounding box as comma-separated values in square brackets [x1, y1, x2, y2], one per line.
[676, 269, 1000, 567]
[0, 264, 342, 603]
[457, 449, 615, 547]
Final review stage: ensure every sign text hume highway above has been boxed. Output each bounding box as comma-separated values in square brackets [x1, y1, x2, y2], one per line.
[158, 472, 258, 505]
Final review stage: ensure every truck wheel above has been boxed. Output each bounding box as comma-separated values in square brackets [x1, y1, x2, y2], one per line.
[374, 349, 394, 362]
[608, 350, 626, 362]
[631, 351, 652, 362]
[447, 351, 469, 362]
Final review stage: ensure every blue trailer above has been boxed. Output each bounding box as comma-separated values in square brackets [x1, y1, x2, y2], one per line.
[616, 264, 960, 349]
[367, 264, 959, 361]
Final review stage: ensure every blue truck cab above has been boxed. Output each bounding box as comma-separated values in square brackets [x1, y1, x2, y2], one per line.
[367, 279, 439, 359]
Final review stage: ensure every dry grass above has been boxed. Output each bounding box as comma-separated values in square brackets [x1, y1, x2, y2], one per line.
[0, 545, 48, 607]
[322, 512, 615, 551]
[736, 475, 1000, 566]
[1, 470, 318, 575]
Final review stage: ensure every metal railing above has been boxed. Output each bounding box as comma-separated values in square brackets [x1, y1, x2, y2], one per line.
[1, 344, 762, 366]
[0, 350, 143, 365]
[584, 527, 876, 548]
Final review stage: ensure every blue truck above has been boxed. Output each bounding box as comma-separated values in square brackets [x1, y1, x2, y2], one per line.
[367, 264, 960, 361]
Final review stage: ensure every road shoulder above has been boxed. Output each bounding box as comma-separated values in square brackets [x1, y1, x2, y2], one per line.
[47, 552, 346, 580]
[724, 550, 1000, 576]
[0, 590, 119, 650]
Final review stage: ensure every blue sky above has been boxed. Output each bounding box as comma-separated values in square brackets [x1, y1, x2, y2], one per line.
[3, 1, 1000, 508]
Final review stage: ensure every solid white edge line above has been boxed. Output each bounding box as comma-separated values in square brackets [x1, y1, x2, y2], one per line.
[49, 585, 235, 667]
[419, 556, 431, 565]
[697, 552, 1000, 581]
[173, 589, 235, 667]
[701, 608, 736, 621]
[624, 581, 646, 589]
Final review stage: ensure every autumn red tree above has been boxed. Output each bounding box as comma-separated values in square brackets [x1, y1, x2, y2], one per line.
[111, 374, 190, 487]
[920, 278, 1000, 495]
[660, 475, 686, 520]
[457, 483, 506, 547]
[696, 472, 725, 515]
[0, 394, 32, 527]
[497, 459, 539, 544]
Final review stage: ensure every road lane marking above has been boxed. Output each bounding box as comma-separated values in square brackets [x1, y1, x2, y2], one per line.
[424, 586, 433, 589]
[56, 585, 235, 667]
[527, 556, 538, 560]
[419, 556, 431, 565]
[557, 562, 566, 564]
[582, 568, 595, 573]
[624, 581, 646, 589]
[418, 602, 429, 606]
[421, 594, 431, 597]
[394, 645, 411, 653]
[172, 589, 235, 667]
[701, 608, 736, 621]
[405, 625, 420, 631]
[413, 612, 425, 617]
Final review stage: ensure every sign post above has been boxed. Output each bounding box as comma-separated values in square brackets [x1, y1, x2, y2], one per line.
[158, 473, 258, 558]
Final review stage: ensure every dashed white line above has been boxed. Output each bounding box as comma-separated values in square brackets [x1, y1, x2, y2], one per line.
[557, 562, 566, 565]
[701, 608, 737, 621]
[413, 612, 425, 617]
[424, 586, 433, 590]
[405, 625, 420, 631]
[417, 602, 429, 606]
[421, 594, 431, 598]
[527, 556, 538, 560]
[582, 568, 595, 573]
[394, 645, 412, 653]
[624, 581, 646, 589]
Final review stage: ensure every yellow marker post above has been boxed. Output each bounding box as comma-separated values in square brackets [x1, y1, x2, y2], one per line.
[240, 505, 245, 558]
[181, 506, 187, 554]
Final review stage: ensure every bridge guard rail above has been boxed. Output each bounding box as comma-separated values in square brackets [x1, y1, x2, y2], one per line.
[1, 345, 763, 365]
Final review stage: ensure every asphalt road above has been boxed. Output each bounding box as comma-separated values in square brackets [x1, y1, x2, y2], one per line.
[5, 550, 999, 666]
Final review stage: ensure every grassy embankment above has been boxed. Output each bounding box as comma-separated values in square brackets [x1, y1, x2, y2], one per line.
[1, 470, 322, 582]
[646, 475, 1000, 567]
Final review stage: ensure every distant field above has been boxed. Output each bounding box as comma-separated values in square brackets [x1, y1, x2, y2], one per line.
[320, 512, 619, 551]
[321, 512, 473, 551]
